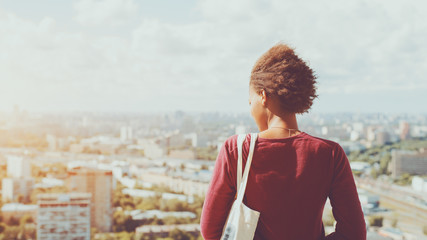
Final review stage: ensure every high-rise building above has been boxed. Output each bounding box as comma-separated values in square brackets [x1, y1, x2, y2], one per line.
[7, 155, 31, 178]
[37, 193, 91, 240]
[67, 168, 113, 232]
[366, 127, 375, 142]
[2, 178, 34, 202]
[46, 134, 57, 151]
[399, 121, 410, 140]
[376, 130, 391, 145]
[390, 149, 427, 178]
[120, 126, 132, 142]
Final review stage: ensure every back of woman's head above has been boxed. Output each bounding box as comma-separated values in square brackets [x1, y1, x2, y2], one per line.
[250, 44, 318, 114]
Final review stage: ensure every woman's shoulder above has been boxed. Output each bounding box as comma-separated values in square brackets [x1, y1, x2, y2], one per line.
[222, 132, 343, 152]
[222, 133, 254, 146]
[301, 132, 341, 148]
[300, 133, 348, 156]
[222, 134, 240, 152]
[220, 134, 251, 155]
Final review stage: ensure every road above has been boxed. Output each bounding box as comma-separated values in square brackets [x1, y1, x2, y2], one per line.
[356, 177, 427, 238]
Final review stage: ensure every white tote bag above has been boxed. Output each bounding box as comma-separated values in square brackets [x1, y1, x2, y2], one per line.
[220, 133, 260, 240]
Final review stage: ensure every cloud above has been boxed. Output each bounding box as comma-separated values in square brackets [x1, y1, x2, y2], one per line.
[0, 0, 426, 113]
[73, 0, 139, 27]
[0, 9, 142, 111]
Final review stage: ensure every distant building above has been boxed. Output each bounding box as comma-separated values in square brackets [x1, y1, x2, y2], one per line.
[7, 155, 31, 178]
[1, 203, 37, 225]
[375, 130, 391, 145]
[167, 132, 186, 148]
[46, 135, 70, 151]
[168, 149, 196, 160]
[122, 188, 194, 203]
[139, 169, 210, 197]
[128, 209, 196, 221]
[366, 127, 375, 142]
[350, 131, 360, 141]
[412, 176, 427, 193]
[352, 122, 364, 133]
[37, 193, 91, 240]
[35, 177, 65, 189]
[399, 121, 410, 140]
[120, 126, 133, 142]
[66, 168, 113, 232]
[144, 142, 165, 159]
[46, 134, 57, 151]
[135, 224, 200, 239]
[69, 143, 86, 153]
[390, 149, 427, 178]
[2, 178, 34, 202]
[184, 133, 198, 147]
[339, 141, 366, 155]
[412, 125, 427, 138]
[350, 162, 371, 173]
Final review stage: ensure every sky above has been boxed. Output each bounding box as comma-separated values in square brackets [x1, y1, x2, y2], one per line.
[0, 0, 426, 114]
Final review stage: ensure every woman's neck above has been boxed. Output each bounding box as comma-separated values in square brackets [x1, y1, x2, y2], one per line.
[267, 114, 298, 129]
[259, 114, 300, 139]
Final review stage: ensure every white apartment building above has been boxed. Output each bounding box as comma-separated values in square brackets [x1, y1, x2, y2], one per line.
[390, 149, 427, 178]
[37, 193, 91, 240]
[67, 168, 113, 232]
[7, 155, 31, 178]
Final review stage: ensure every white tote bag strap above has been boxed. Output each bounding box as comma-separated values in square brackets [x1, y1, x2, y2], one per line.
[236, 133, 258, 203]
[236, 134, 246, 192]
[220, 133, 260, 240]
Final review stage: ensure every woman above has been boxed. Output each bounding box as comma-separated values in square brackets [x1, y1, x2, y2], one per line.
[200, 44, 366, 240]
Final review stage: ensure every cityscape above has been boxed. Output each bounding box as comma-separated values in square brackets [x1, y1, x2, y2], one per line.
[1, 0, 427, 239]
[0, 108, 426, 239]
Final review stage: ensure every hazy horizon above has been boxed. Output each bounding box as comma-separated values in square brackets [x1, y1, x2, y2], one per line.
[3, 106, 427, 116]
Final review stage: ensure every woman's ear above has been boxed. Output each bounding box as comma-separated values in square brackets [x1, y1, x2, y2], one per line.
[260, 89, 267, 106]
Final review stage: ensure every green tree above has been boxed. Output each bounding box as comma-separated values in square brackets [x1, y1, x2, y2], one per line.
[169, 228, 193, 240]
[8, 216, 20, 226]
[0, 223, 6, 234]
[90, 227, 98, 240]
[113, 210, 130, 232]
[379, 153, 391, 175]
[112, 210, 138, 232]
[136, 197, 160, 211]
[19, 214, 33, 226]
[370, 168, 378, 179]
[368, 216, 383, 227]
[394, 173, 413, 185]
[161, 199, 188, 212]
[391, 218, 398, 228]
[137, 233, 156, 240]
[1, 225, 20, 240]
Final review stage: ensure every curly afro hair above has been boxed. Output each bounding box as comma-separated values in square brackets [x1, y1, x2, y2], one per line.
[250, 44, 318, 114]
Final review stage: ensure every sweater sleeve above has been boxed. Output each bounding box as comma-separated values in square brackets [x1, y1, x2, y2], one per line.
[200, 138, 236, 240]
[326, 143, 366, 240]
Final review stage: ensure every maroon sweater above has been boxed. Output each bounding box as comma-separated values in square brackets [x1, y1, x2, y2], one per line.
[200, 132, 366, 240]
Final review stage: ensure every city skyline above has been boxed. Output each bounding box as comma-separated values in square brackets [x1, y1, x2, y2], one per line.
[0, 0, 426, 114]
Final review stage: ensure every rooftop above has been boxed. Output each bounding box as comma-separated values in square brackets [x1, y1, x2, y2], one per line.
[1, 203, 38, 212]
